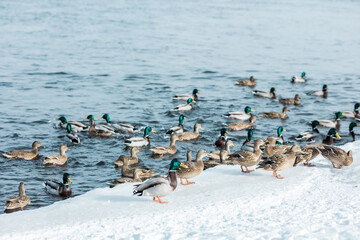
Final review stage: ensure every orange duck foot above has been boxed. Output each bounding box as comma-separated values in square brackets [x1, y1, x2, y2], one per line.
[153, 196, 168, 204]
[304, 162, 316, 167]
[331, 162, 342, 169]
[273, 171, 284, 179]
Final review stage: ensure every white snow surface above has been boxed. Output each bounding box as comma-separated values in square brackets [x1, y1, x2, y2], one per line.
[1, 141, 360, 240]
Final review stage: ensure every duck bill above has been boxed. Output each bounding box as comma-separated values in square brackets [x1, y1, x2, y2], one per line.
[192, 100, 196, 103]
[179, 163, 188, 168]
[151, 130, 157, 133]
[335, 133, 341, 139]
[83, 118, 88, 121]
[283, 129, 287, 132]
[225, 130, 229, 134]
[56, 117, 60, 120]
[68, 178, 72, 184]
[250, 109, 254, 112]
[99, 117, 104, 120]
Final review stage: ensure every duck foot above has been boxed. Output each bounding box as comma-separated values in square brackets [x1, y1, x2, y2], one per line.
[241, 166, 254, 173]
[273, 171, 284, 179]
[153, 196, 168, 204]
[304, 162, 316, 167]
[180, 178, 195, 185]
[331, 162, 342, 169]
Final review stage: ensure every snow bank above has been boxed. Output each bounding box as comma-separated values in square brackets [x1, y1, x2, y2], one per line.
[1, 141, 360, 240]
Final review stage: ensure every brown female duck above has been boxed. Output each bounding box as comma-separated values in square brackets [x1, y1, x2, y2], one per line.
[5, 182, 31, 213]
[150, 134, 179, 156]
[177, 149, 208, 185]
[319, 145, 353, 169]
[227, 115, 258, 131]
[2, 141, 44, 160]
[43, 145, 70, 166]
[114, 147, 140, 167]
[279, 94, 301, 105]
[235, 76, 256, 87]
[261, 107, 290, 119]
[175, 123, 204, 141]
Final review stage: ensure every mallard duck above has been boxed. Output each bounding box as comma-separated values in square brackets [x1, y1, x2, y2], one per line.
[99, 114, 136, 133]
[114, 147, 139, 167]
[4, 182, 30, 213]
[293, 145, 324, 167]
[319, 112, 345, 130]
[174, 98, 196, 111]
[319, 145, 353, 169]
[224, 106, 254, 120]
[173, 89, 199, 101]
[261, 107, 290, 119]
[279, 94, 301, 105]
[175, 123, 204, 141]
[257, 145, 303, 179]
[307, 84, 328, 98]
[273, 126, 286, 144]
[43, 145, 70, 165]
[291, 72, 307, 83]
[122, 157, 157, 178]
[235, 76, 256, 87]
[343, 103, 360, 119]
[295, 120, 320, 141]
[204, 150, 228, 170]
[228, 139, 265, 173]
[125, 126, 156, 147]
[252, 87, 276, 99]
[166, 115, 186, 134]
[66, 124, 80, 144]
[214, 128, 228, 149]
[44, 173, 72, 198]
[209, 140, 236, 160]
[108, 169, 143, 188]
[150, 134, 179, 156]
[241, 129, 254, 151]
[185, 150, 192, 162]
[227, 115, 258, 131]
[322, 128, 341, 145]
[133, 159, 187, 204]
[84, 115, 115, 137]
[56, 116, 87, 132]
[177, 150, 208, 185]
[349, 122, 359, 141]
[2, 141, 44, 160]
[263, 136, 291, 158]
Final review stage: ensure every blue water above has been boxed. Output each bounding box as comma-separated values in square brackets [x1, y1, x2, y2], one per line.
[0, 0, 359, 213]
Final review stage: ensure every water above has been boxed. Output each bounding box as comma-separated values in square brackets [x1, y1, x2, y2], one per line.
[0, 0, 359, 213]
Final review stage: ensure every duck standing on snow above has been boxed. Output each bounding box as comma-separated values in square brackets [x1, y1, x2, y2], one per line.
[56, 116, 87, 132]
[175, 123, 204, 141]
[235, 76, 256, 87]
[227, 115, 258, 131]
[44, 173, 72, 198]
[257, 145, 304, 179]
[133, 159, 187, 204]
[174, 98, 196, 111]
[166, 115, 186, 134]
[343, 103, 360, 119]
[43, 145, 70, 166]
[150, 134, 179, 156]
[261, 107, 289, 119]
[5, 182, 31, 213]
[224, 106, 254, 120]
[307, 84, 328, 98]
[2, 141, 44, 160]
[319, 145, 353, 169]
[99, 114, 136, 134]
[319, 112, 345, 130]
[84, 115, 115, 137]
[66, 124, 80, 144]
[291, 72, 307, 83]
[209, 140, 236, 160]
[252, 87, 276, 99]
[322, 128, 341, 145]
[293, 144, 324, 167]
[349, 122, 359, 141]
[295, 120, 321, 141]
[173, 89, 199, 101]
[114, 147, 139, 167]
[279, 94, 301, 105]
[214, 128, 228, 149]
[263, 136, 292, 158]
[177, 150, 208, 185]
[125, 126, 156, 147]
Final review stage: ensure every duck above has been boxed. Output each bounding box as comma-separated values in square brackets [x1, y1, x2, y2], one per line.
[343, 103, 360, 119]
[263, 136, 292, 158]
[279, 94, 301, 105]
[108, 169, 143, 188]
[224, 106, 254, 120]
[125, 126, 156, 147]
[228, 139, 265, 173]
[114, 147, 140, 167]
[99, 114, 136, 134]
[65, 124, 80, 144]
[133, 159, 187, 204]
[319, 145, 353, 169]
[44, 173, 72, 198]
[177, 150, 208, 185]
[4, 182, 31, 213]
[204, 150, 228, 170]
[43, 145, 70, 166]
[318, 112, 345, 130]
[295, 120, 321, 141]
[322, 128, 341, 145]
[166, 115, 186, 134]
[84, 115, 115, 137]
[291, 72, 307, 83]
[241, 129, 254, 151]
[257, 145, 304, 179]
[227, 115, 258, 131]
[273, 126, 286, 144]
[185, 150, 192, 162]
[349, 122, 359, 141]
[261, 107, 290, 119]
[293, 144, 324, 167]
[173, 89, 200, 101]
[2, 141, 44, 160]
[150, 134, 179, 156]
[174, 98, 196, 111]
[235, 76, 256, 87]
[214, 128, 228, 149]
[56, 116, 87, 132]
[307, 84, 328, 98]
[175, 123, 204, 141]
[252, 87, 276, 99]
[122, 157, 158, 179]
[209, 140, 236, 160]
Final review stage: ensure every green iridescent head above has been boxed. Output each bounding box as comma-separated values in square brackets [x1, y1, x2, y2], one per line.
[322, 85, 328, 91]
[192, 89, 199, 95]
[66, 124, 72, 133]
[220, 128, 228, 136]
[169, 159, 186, 171]
[354, 103, 360, 111]
[144, 126, 156, 137]
[84, 115, 94, 121]
[327, 128, 341, 139]
[311, 120, 320, 128]
[179, 115, 186, 125]
[277, 127, 286, 137]
[63, 173, 72, 184]
[247, 129, 253, 141]
[335, 112, 343, 120]
[244, 106, 254, 114]
[301, 72, 306, 78]
[349, 122, 358, 132]
[100, 114, 110, 123]
[56, 116, 67, 124]
[270, 87, 276, 93]
[187, 98, 195, 104]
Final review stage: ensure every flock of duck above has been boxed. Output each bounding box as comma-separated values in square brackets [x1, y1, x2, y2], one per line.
[2, 72, 360, 209]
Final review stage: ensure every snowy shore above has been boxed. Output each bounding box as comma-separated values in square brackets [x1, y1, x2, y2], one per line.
[1, 140, 359, 240]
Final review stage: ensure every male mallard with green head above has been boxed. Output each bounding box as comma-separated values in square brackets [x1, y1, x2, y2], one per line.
[295, 120, 321, 141]
[2, 141, 44, 160]
[66, 124, 80, 144]
[5, 182, 31, 213]
[167, 115, 186, 134]
[343, 103, 360, 119]
[173, 89, 199, 101]
[84, 114, 115, 137]
[349, 122, 359, 141]
[174, 98, 196, 111]
[319, 112, 345, 130]
[291, 72, 306, 83]
[322, 128, 341, 145]
[225, 106, 254, 120]
[125, 126, 156, 147]
[99, 114, 135, 133]
[214, 128, 228, 149]
[44, 173, 72, 198]
[252, 87, 276, 99]
[56, 116, 87, 132]
[307, 84, 328, 98]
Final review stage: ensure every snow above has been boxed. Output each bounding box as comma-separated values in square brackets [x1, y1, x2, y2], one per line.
[1, 140, 360, 240]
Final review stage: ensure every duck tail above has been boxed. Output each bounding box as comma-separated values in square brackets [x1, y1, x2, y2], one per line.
[133, 184, 143, 196]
